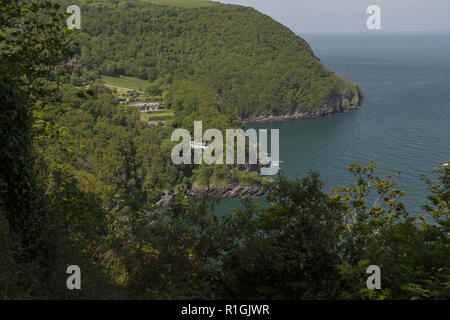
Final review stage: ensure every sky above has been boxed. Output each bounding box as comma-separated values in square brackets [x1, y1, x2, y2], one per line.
[213, 0, 450, 34]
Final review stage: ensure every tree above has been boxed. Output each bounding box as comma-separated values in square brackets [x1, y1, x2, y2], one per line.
[0, 0, 73, 243]
[221, 173, 346, 299]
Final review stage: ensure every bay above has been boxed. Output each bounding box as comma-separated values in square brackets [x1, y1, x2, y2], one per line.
[218, 33, 450, 215]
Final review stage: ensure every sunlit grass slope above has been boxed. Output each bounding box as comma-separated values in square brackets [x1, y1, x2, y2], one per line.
[101, 75, 151, 93]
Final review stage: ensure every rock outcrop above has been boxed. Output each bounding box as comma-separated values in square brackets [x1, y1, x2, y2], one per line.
[246, 86, 363, 124]
[155, 183, 267, 208]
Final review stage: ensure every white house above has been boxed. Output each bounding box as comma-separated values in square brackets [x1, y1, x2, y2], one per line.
[128, 101, 160, 112]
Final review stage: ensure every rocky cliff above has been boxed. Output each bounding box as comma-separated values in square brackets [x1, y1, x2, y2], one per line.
[155, 183, 267, 207]
[246, 85, 364, 123]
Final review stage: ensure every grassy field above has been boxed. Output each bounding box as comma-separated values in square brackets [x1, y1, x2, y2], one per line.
[140, 109, 174, 123]
[139, 0, 218, 8]
[101, 75, 151, 94]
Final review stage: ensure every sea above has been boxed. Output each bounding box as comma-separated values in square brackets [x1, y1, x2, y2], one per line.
[218, 33, 450, 215]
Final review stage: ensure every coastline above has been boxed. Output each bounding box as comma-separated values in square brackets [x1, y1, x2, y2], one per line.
[245, 88, 364, 124]
[244, 104, 360, 124]
[155, 88, 364, 207]
[155, 183, 267, 207]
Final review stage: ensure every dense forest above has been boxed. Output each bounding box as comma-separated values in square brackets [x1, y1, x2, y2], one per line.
[61, 0, 361, 119]
[0, 0, 448, 300]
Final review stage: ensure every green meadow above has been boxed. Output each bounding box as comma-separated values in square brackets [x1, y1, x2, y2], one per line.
[101, 75, 151, 93]
[140, 109, 174, 123]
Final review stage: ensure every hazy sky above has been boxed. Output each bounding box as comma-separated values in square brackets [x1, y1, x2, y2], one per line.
[214, 0, 450, 33]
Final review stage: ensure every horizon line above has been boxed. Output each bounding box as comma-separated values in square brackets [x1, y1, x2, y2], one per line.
[298, 30, 450, 35]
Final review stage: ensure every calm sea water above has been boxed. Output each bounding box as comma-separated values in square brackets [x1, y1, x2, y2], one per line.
[219, 33, 450, 215]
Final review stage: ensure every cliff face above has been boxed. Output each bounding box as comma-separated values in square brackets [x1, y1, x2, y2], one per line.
[246, 85, 363, 123]
[155, 183, 267, 207]
[187, 184, 267, 198]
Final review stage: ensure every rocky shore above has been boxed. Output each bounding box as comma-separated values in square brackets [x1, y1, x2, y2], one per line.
[245, 88, 363, 124]
[187, 183, 267, 198]
[155, 183, 267, 207]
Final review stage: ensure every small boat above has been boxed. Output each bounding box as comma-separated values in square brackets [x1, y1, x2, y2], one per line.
[271, 161, 283, 167]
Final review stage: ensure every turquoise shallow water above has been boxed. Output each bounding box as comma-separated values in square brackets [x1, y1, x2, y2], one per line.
[219, 33, 450, 215]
